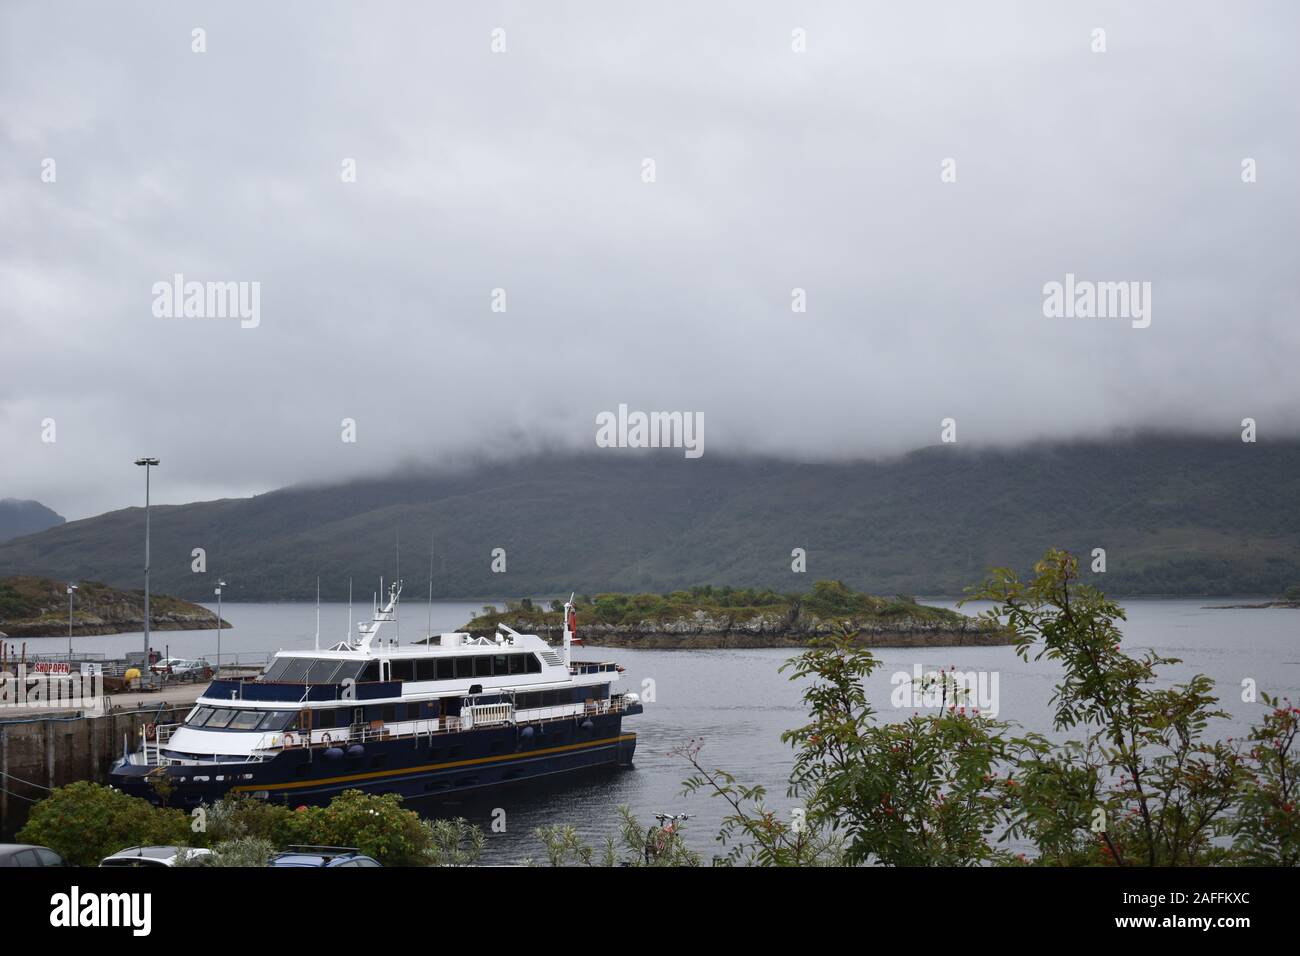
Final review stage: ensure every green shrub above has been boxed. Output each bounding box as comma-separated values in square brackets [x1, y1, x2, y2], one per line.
[203, 795, 298, 846]
[425, 817, 484, 866]
[176, 837, 276, 867]
[285, 789, 435, 866]
[17, 781, 193, 867]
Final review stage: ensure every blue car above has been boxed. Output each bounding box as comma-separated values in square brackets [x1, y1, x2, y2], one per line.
[268, 845, 381, 867]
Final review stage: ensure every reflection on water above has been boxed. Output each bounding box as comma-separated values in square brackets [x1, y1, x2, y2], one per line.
[36, 598, 1300, 863]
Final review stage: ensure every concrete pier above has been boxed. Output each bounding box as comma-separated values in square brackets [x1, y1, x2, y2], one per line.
[0, 702, 191, 839]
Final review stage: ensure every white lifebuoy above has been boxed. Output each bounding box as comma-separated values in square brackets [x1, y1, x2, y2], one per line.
[282, 732, 296, 748]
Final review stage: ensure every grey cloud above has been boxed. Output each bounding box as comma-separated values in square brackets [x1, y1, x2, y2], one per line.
[2, 0, 1297, 518]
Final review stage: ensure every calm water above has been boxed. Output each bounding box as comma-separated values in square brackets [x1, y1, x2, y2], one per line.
[35, 598, 1300, 863]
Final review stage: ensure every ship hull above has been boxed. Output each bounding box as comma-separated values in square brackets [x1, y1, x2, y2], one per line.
[110, 709, 638, 808]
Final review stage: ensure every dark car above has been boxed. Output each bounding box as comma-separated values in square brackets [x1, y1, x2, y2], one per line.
[268, 845, 382, 867]
[0, 844, 66, 867]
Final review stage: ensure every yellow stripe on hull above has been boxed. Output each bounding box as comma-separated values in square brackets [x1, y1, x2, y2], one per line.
[231, 733, 638, 794]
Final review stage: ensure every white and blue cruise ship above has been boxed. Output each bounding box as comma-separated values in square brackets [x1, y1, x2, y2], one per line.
[111, 585, 641, 807]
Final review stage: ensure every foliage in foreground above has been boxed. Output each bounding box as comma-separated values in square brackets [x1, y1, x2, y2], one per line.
[17, 780, 193, 867]
[18, 784, 484, 867]
[532, 806, 700, 867]
[671, 550, 1299, 866]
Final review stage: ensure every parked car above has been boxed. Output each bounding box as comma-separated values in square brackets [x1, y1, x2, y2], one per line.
[268, 845, 382, 867]
[99, 846, 211, 867]
[0, 844, 66, 867]
[150, 658, 213, 679]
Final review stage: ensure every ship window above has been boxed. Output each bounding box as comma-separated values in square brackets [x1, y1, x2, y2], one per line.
[415, 658, 438, 681]
[315, 709, 337, 729]
[310, 660, 345, 686]
[300, 659, 329, 683]
[258, 711, 296, 731]
[279, 658, 312, 683]
[206, 709, 237, 729]
[381, 704, 397, 722]
[187, 707, 215, 727]
[229, 710, 263, 731]
[509, 655, 526, 675]
[491, 654, 508, 675]
[340, 661, 366, 681]
[455, 657, 473, 679]
[526, 655, 542, 674]
[390, 659, 415, 682]
[359, 661, 380, 683]
[474, 656, 492, 678]
[262, 659, 291, 682]
[437, 658, 454, 680]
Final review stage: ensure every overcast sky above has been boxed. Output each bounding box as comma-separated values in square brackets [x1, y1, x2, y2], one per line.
[2, 1, 1298, 520]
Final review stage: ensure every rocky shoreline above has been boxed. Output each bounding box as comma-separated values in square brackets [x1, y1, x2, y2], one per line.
[1203, 601, 1300, 610]
[0, 617, 228, 639]
[0, 576, 227, 639]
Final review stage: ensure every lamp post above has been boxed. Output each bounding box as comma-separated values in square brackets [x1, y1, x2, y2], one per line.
[215, 579, 225, 677]
[134, 457, 159, 672]
[66, 583, 78, 662]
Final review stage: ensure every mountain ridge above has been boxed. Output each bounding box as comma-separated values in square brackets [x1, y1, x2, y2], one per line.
[0, 499, 65, 543]
[0, 437, 1296, 601]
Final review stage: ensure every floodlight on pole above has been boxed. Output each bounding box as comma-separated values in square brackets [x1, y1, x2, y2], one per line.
[67, 583, 78, 662]
[134, 457, 160, 671]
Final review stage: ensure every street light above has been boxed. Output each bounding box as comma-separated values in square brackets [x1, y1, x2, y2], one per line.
[66, 583, 78, 662]
[215, 579, 226, 677]
[134, 457, 159, 672]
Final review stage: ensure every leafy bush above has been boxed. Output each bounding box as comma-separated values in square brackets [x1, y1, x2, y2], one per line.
[17, 781, 193, 867]
[281, 789, 436, 866]
[202, 795, 298, 847]
[173, 838, 276, 867]
[532, 807, 699, 867]
[425, 817, 484, 866]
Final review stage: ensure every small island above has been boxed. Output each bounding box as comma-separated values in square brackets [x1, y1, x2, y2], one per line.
[463, 581, 1009, 649]
[1204, 584, 1300, 610]
[0, 576, 228, 639]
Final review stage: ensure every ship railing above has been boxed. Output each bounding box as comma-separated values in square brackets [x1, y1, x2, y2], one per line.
[141, 722, 276, 766]
[268, 717, 462, 751]
[569, 661, 621, 675]
[149, 695, 634, 761]
[587, 694, 635, 715]
[466, 702, 512, 728]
